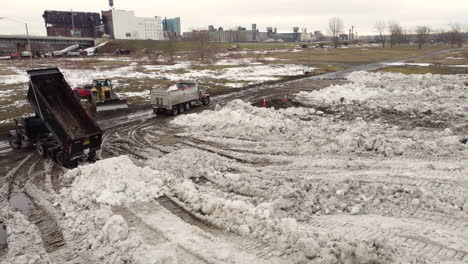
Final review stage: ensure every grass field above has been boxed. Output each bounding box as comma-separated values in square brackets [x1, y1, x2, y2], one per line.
[271, 44, 454, 64]
[410, 47, 468, 65]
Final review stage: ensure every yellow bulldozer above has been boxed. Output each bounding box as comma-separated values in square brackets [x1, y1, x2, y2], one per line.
[90, 79, 128, 112]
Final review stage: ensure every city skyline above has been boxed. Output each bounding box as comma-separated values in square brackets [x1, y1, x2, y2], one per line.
[0, 0, 467, 36]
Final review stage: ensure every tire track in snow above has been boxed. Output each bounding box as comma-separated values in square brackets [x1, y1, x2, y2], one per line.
[158, 196, 287, 263]
[112, 206, 209, 264]
[303, 216, 468, 262]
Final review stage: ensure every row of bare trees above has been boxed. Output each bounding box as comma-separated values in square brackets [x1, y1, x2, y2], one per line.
[374, 21, 466, 49]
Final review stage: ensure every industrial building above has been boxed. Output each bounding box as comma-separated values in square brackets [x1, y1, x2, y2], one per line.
[163, 17, 181, 36]
[43, 10, 103, 38]
[102, 10, 164, 40]
[183, 25, 310, 43]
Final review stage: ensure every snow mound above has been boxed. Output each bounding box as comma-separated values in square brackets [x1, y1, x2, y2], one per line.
[172, 99, 466, 157]
[295, 71, 468, 117]
[67, 156, 163, 206]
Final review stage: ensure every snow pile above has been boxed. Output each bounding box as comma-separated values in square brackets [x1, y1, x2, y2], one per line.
[145, 149, 400, 264]
[295, 71, 468, 117]
[66, 156, 163, 206]
[172, 100, 467, 157]
[54, 157, 172, 263]
[0, 208, 49, 264]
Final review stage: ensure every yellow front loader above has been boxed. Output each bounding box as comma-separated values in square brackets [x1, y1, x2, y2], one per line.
[90, 79, 128, 112]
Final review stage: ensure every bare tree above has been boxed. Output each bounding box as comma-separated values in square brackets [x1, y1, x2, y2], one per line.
[374, 20, 387, 47]
[388, 21, 403, 47]
[448, 23, 464, 48]
[434, 28, 447, 44]
[328, 17, 344, 48]
[416, 26, 431, 49]
[192, 31, 212, 63]
[166, 33, 177, 64]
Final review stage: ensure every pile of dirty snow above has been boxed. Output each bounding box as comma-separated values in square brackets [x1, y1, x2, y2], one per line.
[295, 71, 468, 117]
[172, 100, 467, 157]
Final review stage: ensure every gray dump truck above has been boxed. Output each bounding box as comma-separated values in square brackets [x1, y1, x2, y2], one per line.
[150, 82, 210, 115]
[8, 68, 103, 168]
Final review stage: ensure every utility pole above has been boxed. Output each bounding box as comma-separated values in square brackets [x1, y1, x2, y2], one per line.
[0, 17, 33, 66]
[71, 9, 75, 37]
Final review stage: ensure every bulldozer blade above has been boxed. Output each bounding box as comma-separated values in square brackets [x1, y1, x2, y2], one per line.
[96, 99, 128, 112]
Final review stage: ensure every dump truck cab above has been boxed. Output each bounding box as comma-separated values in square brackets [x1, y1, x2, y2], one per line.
[9, 114, 48, 149]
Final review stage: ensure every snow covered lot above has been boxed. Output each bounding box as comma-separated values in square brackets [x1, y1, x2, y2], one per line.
[0, 55, 307, 122]
[1, 71, 467, 263]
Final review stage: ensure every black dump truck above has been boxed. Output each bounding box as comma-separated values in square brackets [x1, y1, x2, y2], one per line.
[8, 68, 102, 167]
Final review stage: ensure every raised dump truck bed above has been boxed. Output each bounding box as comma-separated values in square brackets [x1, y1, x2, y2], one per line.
[8, 68, 102, 167]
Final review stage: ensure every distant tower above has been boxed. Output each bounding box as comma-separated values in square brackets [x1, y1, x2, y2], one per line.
[109, 0, 114, 9]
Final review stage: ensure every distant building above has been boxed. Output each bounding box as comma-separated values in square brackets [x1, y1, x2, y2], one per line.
[163, 17, 181, 36]
[43, 10, 102, 38]
[102, 10, 163, 40]
[183, 24, 317, 43]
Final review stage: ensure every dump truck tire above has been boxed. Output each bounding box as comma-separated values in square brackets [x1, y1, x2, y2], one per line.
[202, 96, 210, 106]
[36, 143, 47, 157]
[9, 135, 20, 149]
[55, 151, 65, 166]
[179, 104, 185, 114]
[185, 102, 191, 111]
[171, 106, 178, 116]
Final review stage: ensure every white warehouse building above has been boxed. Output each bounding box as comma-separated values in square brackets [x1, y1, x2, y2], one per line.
[102, 10, 164, 40]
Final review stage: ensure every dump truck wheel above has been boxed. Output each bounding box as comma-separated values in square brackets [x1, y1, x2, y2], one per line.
[171, 106, 179, 115]
[9, 135, 20, 149]
[179, 104, 185, 114]
[55, 151, 65, 166]
[153, 108, 158, 115]
[88, 151, 97, 162]
[36, 143, 47, 157]
[202, 97, 210, 105]
[184, 102, 191, 111]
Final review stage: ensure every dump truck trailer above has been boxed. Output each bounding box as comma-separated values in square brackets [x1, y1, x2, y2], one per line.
[150, 82, 210, 115]
[8, 68, 102, 167]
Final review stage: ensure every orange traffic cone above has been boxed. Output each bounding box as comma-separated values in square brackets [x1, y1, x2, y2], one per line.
[283, 95, 288, 102]
[262, 98, 267, 106]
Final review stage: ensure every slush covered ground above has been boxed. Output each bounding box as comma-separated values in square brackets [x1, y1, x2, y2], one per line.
[1, 71, 466, 263]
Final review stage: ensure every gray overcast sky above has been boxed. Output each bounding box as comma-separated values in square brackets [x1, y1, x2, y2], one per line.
[1, 0, 467, 36]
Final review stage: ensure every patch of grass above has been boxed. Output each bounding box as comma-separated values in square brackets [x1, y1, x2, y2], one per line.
[409, 47, 468, 65]
[0, 104, 33, 123]
[0, 69, 17, 75]
[272, 44, 453, 64]
[377, 66, 468, 75]
[312, 65, 348, 74]
[164, 68, 191, 74]
[65, 59, 132, 69]
[192, 64, 245, 71]
[115, 78, 172, 93]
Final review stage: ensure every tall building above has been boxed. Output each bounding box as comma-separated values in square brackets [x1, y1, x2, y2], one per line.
[102, 10, 164, 40]
[43, 10, 102, 38]
[163, 17, 181, 36]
